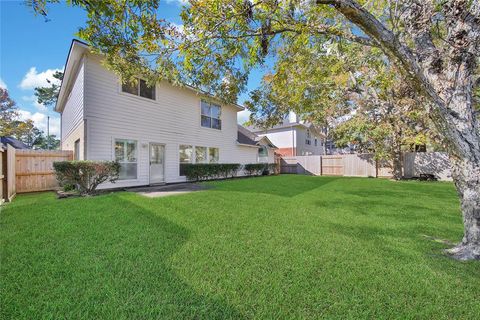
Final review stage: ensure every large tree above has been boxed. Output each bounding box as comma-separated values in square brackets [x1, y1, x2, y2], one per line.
[0, 87, 60, 149]
[32, 0, 480, 259]
[34, 70, 63, 108]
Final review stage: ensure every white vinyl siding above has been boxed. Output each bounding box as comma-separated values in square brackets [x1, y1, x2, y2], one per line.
[82, 54, 260, 187]
[61, 58, 84, 143]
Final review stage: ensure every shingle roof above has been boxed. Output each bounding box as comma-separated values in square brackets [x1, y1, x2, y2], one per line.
[237, 125, 277, 148]
[237, 125, 259, 146]
[1, 137, 29, 149]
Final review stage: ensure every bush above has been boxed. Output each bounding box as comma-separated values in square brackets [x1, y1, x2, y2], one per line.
[53, 161, 120, 195]
[181, 163, 241, 181]
[244, 163, 267, 176]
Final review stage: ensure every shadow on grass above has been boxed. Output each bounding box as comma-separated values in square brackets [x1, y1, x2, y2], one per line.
[1, 194, 243, 319]
[207, 175, 339, 198]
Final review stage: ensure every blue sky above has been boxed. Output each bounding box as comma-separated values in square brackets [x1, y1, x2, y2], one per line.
[0, 0, 258, 137]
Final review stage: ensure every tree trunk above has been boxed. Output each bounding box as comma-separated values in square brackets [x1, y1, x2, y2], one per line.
[447, 155, 480, 260]
[392, 152, 403, 180]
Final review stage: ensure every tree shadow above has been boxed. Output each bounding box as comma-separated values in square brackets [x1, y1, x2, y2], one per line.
[208, 175, 339, 198]
[1, 194, 244, 319]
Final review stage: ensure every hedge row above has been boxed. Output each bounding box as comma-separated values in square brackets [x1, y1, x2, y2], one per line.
[181, 163, 276, 181]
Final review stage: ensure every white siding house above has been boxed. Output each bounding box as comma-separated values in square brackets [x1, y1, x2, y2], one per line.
[248, 112, 325, 157]
[56, 40, 276, 188]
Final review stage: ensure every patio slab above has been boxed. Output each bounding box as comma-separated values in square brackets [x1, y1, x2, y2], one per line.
[127, 183, 210, 198]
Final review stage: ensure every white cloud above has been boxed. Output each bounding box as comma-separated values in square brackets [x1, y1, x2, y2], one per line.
[0, 78, 7, 89]
[166, 0, 189, 5]
[19, 67, 62, 90]
[22, 95, 47, 112]
[18, 109, 60, 137]
[237, 109, 252, 125]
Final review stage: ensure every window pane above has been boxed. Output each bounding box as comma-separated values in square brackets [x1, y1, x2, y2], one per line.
[209, 148, 219, 163]
[196, 146, 207, 163]
[201, 115, 211, 128]
[139, 79, 155, 100]
[258, 146, 268, 157]
[201, 100, 211, 116]
[126, 141, 137, 162]
[115, 141, 125, 161]
[179, 145, 193, 163]
[122, 80, 138, 95]
[211, 118, 221, 130]
[211, 104, 221, 119]
[119, 163, 137, 180]
[179, 145, 193, 176]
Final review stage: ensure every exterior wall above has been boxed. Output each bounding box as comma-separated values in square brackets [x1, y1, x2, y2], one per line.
[276, 147, 296, 157]
[258, 126, 323, 156]
[257, 127, 296, 156]
[61, 59, 85, 143]
[83, 54, 255, 187]
[61, 121, 85, 160]
[295, 127, 323, 156]
[61, 57, 85, 154]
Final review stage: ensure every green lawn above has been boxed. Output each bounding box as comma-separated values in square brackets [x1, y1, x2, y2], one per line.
[1, 175, 479, 319]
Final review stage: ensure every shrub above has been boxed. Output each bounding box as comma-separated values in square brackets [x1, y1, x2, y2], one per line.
[243, 163, 278, 176]
[244, 163, 266, 176]
[53, 161, 120, 195]
[182, 163, 241, 181]
[267, 163, 278, 175]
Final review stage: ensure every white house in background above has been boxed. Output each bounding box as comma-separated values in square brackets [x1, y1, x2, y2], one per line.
[247, 112, 325, 157]
[56, 40, 276, 188]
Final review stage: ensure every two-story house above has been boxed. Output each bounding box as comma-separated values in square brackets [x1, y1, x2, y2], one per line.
[248, 112, 325, 157]
[56, 40, 276, 188]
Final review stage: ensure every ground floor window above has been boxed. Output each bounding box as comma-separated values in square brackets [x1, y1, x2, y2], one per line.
[115, 139, 137, 180]
[209, 147, 219, 163]
[179, 145, 193, 176]
[258, 145, 268, 163]
[179, 145, 220, 175]
[195, 146, 208, 163]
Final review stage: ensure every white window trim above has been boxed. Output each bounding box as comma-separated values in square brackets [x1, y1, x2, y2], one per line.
[179, 145, 220, 176]
[113, 138, 139, 181]
[200, 100, 222, 131]
[118, 77, 157, 102]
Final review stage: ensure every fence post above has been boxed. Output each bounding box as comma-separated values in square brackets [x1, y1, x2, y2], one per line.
[320, 155, 323, 176]
[0, 146, 4, 204]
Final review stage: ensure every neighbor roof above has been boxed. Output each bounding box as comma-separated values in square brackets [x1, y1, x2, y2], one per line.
[1, 137, 29, 149]
[56, 39, 244, 112]
[237, 125, 277, 148]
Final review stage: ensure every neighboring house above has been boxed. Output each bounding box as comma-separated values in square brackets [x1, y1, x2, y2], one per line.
[56, 40, 276, 188]
[0, 137, 29, 149]
[237, 125, 277, 163]
[248, 112, 325, 157]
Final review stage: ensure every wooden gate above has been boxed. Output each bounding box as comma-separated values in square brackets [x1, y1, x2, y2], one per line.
[321, 155, 344, 176]
[15, 150, 73, 193]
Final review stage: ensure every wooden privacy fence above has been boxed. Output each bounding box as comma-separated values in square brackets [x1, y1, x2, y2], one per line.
[1, 145, 17, 202]
[281, 153, 394, 178]
[280, 152, 452, 181]
[15, 150, 73, 193]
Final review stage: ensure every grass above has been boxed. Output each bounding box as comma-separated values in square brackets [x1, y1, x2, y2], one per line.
[1, 175, 479, 319]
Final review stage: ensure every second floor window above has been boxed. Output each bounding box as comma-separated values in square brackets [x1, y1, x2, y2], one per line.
[306, 129, 311, 145]
[201, 100, 221, 130]
[122, 78, 155, 100]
